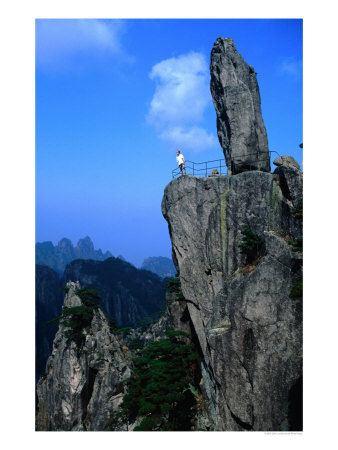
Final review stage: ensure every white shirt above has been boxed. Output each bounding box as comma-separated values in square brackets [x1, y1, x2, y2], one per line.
[176, 154, 185, 165]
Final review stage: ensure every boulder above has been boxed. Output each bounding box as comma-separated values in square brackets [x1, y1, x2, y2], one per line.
[273, 155, 300, 170]
[273, 164, 303, 204]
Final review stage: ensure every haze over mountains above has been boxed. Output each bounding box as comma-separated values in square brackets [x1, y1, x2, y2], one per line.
[141, 256, 176, 278]
[36, 236, 175, 278]
[35, 256, 168, 381]
[35, 236, 175, 379]
[36, 236, 113, 275]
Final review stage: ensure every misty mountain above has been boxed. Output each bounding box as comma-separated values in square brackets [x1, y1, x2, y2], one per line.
[36, 236, 112, 275]
[141, 256, 176, 278]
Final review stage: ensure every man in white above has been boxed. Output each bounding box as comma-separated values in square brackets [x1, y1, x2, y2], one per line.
[176, 150, 186, 175]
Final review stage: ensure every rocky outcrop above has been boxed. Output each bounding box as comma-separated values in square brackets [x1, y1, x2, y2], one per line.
[63, 257, 166, 328]
[161, 168, 303, 431]
[273, 155, 300, 170]
[210, 38, 270, 174]
[36, 282, 131, 431]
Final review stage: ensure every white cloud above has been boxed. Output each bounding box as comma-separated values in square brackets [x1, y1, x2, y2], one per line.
[159, 126, 217, 152]
[148, 52, 210, 125]
[147, 52, 217, 152]
[36, 19, 127, 68]
[279, 58, 303, 80]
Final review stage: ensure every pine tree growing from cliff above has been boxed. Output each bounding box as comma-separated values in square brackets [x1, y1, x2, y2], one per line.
[108, 329, 200, 431]
[48, 287, 100, 346]
[238, 228, 263, 264]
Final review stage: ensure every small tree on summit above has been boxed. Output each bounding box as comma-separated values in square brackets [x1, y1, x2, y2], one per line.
[48, 286, 101, 346]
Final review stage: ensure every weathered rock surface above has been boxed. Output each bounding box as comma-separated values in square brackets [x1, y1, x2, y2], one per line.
[161, 169, 303, 431]
[36, 282, 132, 431]
[274, 165, 303, 204]
[273, 155, 300, 170]
[166, 292, 193, 335]
[210, 38, 270, 174]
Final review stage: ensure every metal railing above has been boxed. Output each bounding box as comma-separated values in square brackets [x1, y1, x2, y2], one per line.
[172, 159, 227, 179]
[172, 151, 281, 179]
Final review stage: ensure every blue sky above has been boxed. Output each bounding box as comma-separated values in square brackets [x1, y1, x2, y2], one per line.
[36, 18, 303, 267]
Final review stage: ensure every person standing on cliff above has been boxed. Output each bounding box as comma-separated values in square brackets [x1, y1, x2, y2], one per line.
[176, 150, 186, 175]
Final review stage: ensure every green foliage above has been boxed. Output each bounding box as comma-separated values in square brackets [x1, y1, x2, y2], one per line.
[238, 228, 262, 251]
[75, 287, 100, 308]
[117, 329, 200, 431]
[165, 277, 180, 291]
[139, 317, 152, 332]
[288, 237, 303, 253]
[290, 279, 303, 299]
[120, 327, 132, 336]
[238, 228, 263, 264]
[127, 338, 144, 351]
[106, 314, 134, 339]
[292, 197, 303, 219]
[138, 307, 167, 332]
[105, 410, 129, 431]
[62, 285, 70, 293]
[48, 286, 101, 346]
[48, 305, 94, 346]
[164, 277, 184, 300]
[106, 314, 122, 335]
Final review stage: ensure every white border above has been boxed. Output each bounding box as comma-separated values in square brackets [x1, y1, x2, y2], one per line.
[1, 1, 336, 448]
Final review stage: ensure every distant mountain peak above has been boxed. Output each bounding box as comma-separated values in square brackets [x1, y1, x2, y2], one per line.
[57, 237, 73, 248]
[36, 236, 113, 275]
[77, 236, 95, 252]
[141, 256, 176, 279]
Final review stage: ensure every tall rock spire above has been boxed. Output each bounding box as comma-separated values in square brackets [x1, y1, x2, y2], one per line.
[210, 38, 270, 174]
[36, 282, 131, 431]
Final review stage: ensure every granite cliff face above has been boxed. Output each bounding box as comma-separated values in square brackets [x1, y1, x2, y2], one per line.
[161, 166, 303, 431]
[36, 282, 132, 431]
[210, 38, 270, 174]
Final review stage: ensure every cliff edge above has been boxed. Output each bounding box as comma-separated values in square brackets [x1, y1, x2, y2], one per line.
[161, 166, 303, 431]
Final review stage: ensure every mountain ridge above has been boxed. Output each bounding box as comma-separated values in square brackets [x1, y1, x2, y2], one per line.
[140, 256, 176, 278]
[36, 236, 113, 275]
